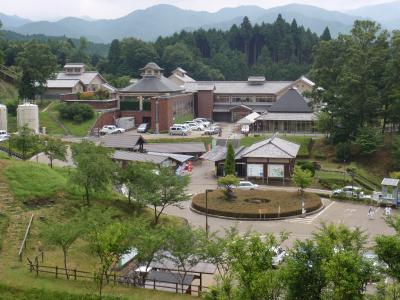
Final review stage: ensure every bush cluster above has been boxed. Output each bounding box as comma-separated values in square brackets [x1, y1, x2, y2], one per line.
[76, 89, 110, 100]
[297, 160, 316, 176]
[58, 103, 94, 123]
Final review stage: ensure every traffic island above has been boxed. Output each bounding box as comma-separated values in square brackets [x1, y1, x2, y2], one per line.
[191, 189, 322, 220]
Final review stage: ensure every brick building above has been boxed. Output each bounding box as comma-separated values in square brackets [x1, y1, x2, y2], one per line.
[119, 62, 195, 132]
[117, 62, 316, 132]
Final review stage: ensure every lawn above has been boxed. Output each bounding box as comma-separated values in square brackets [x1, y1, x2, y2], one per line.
[41, 101, 98, 137]
[192, 189, 322, 218]
[4, 161, 68, 202]
[0, 159, 193, 300]
[39, 111, 66, 135]
[240, 134, 312, 157]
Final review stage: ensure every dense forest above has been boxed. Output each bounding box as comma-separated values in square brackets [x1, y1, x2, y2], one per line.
[101, 15, 327, 82]
[0, 15, 329, 88]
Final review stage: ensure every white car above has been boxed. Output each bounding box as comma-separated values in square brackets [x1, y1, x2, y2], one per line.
[99, 125, 126, 135]
[0, 130, 10, 142]
[332, 186, 369, 198]
[272, 246, 287, 267]
[236, 181, 258, 190]
[203, 125, 221, 135]
[193, 118, 210, 128]
[169, 125, 190, 136]
[186, 121, 204, 131]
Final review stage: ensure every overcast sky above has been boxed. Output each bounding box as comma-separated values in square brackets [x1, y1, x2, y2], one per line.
[0, 0, 395, 20]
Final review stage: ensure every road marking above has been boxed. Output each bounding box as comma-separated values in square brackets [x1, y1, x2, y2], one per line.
[284, 201, 336, 225]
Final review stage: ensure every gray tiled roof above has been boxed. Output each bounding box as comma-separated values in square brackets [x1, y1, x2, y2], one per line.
[238, 137, 300, 159]
[256, 112, 316, 121]
[185, 81, 292, 94]
[113, 150, 167, 164]
[120, 75, 184, 93]
[201, 145, 245, 162]
[147, 152, 193, 163]
[46, 79, 82, 88]
[268, 88, 312, 113]
[144, 143, 206, 154]
[56, 71, 102, 85]
[100, 135, 145, 149]
[140, 62, 164, 71]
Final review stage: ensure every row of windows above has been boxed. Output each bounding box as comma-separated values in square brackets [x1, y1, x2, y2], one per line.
[215, 95, 276, 103]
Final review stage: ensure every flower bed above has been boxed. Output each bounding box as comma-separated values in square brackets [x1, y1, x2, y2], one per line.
[192, 189, 322, 219]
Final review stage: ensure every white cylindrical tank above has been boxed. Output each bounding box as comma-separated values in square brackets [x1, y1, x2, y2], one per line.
[17, 103, 39, 134]
[0, 104, 7, 132]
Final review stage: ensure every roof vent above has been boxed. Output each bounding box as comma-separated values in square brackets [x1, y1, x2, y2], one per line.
[248, 76, 266, 85]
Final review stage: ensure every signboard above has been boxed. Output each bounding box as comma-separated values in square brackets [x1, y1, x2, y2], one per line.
[268, 164, 284, 178]
[247, 164, 263, 177]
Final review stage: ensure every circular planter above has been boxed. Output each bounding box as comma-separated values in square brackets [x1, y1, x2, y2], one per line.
[191, 189, 323, 220]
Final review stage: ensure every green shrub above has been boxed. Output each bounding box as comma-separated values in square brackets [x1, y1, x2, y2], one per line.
[297, 160, 315, 176]
[336, 142, 351, 162]
[318, 178, 350, 190]
[58, 103, 94, 123]
[6, 100, 17, 116]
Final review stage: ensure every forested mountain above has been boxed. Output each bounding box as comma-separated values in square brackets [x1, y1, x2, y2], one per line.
[99, 16, 323, 82]
[1, 3, 384, 43]
[0, 13, 31, 28]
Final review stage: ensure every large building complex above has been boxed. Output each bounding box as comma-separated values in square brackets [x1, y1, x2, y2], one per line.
[117, 62, 316, 132]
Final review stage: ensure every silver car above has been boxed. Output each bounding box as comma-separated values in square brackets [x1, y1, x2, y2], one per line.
[236, 181, 259, 190]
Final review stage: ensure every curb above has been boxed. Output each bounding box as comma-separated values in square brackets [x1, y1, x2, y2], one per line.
[189, 202, 326, 221]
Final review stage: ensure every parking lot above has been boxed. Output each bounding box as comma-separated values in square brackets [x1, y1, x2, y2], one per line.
[164, 160, 397, 248]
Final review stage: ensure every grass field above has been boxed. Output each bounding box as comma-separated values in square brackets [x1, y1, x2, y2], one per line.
[0, 159, 192, 300]
[240, 135, 312, 157]
[192, 189, 322, 218]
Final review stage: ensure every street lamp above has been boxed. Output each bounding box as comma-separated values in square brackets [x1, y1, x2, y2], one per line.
[205, 189, 213, 239]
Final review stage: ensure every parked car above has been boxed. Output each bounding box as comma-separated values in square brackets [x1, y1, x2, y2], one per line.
[0, 130, 10, 142]
[204, 125, 221, 135]
[272, 246, 287, 267]
[332, 186, 369, 198]
[169, 125, 190, 136]
[236, 181, 259, 190]
[99, 125, 126, 135]
[173, 124, 191, 132]
[137, 123, 150, 133]
[185, 121, 204, 131]
[193, 118, 210, 128]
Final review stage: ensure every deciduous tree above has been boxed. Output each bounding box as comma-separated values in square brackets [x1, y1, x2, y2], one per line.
[70, 141, 115, 205]
[43, 138, 67, 168]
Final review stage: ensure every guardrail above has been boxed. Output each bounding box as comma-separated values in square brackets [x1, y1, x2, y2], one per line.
[18, 214, 34, 262]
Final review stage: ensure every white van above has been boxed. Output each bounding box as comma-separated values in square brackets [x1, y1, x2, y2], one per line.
[169, 125, 189, 136]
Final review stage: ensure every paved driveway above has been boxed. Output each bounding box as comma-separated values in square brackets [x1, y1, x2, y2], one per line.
[164, 160, 396, 247]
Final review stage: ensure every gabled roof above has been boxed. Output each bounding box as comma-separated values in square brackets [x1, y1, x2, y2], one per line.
[169, 72, 195, 84]
[229, 104, 252, 111]
[56, 71, 104, 85]
[120, 75, 184, 93]
[200, 145, 245, 162]
[238, 136, 300, 159]
[237, 112, 260, 124]
[46, 79, 82, 88]
[100, 135, 146, 149]
[113, 150, 168, 164]
[268, 88, 312, 113]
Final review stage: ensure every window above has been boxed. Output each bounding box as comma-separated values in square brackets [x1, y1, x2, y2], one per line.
[215, 96, 230, 103]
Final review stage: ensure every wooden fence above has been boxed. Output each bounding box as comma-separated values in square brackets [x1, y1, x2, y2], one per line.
[27, 261, 208, 296]
[18, 214, 34, 261]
